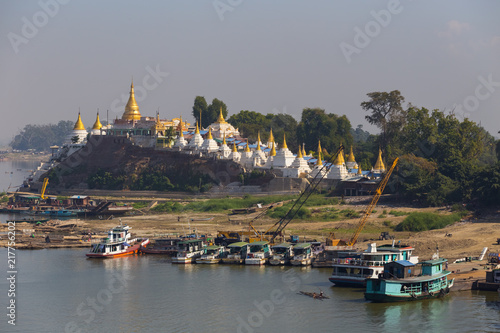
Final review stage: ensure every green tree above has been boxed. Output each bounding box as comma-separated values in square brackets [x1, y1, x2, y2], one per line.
[228, 110, 270, 141]
[361, 90, 406, 157]
[206, 98, 228, 128]
[10, 120, 74, 151]
[192, 96, 208, 128]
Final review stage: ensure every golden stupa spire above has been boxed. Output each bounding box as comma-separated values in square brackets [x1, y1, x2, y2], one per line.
[92, 112, 102, 130]
[178, 116, 184, 137]
[207, 127, 213, 140]
[316, 141, 323, 166]
[195, 122, 200, 134]
[268, 128, 274, 143]
[232, 141, 237, 153]
[302, 143, 306, 157]
[256, 132, 261, 151]
[122, 80, 141, 120]
[217, 107, 227, 123]
[245, 141, 250, 153]
[222, 130, 227, 145]
[357, 165, 362, 175]
[270, 141, 276, 156]
[333, 143, 346, 166]
[347, 145, 356, 163]
[297, 145, 303, 158]
[74, 112, 85, 130]
[374, 148, 385, 171]
[282, 133, 288, 149]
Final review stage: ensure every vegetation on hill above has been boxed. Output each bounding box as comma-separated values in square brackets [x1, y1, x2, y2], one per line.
[394, 212, 464, 232]
[10, 121, 75, 152]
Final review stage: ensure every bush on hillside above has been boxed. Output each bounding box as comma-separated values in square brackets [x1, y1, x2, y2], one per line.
[395, 212, 461, 232]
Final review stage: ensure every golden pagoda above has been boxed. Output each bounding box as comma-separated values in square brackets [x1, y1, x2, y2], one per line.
[333, 143, 346, 166]
[92, 112, 102, 130]
[270, 141, 276, 156]
[245, 141, 250, 153]
[316, 141, 323, 166]
[282, 133, 288, 149]
[74, 112, 85, 130]
[232, 141, 237, 152]
[195, 122, 200, 134]
[207, 127, 213, 140]
[217, 107, 227, 123]
[374, 148, 385, 171]
[347, 145, 356, 163]
[122, 80, 141, 121]
[256, 132, 261, 151]
[357, 165, 362, 175]
[297, 145, 303, 158]
[302, 143, 306, 157]
[222, 131, 227, 145]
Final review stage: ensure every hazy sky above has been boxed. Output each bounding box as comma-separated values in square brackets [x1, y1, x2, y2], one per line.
[1, 0, 499, 145]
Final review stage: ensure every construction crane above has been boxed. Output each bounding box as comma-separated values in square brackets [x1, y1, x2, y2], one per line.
[40, 177, 49, 199]
[249, 145, 345, 244]
[328, 157, 399, 247]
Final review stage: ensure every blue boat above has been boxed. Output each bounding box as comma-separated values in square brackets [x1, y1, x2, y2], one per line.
[365, 258, 454, 302]
[41, 209, 78, 217]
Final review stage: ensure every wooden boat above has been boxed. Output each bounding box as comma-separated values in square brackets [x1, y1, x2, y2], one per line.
[171, 239, 204, 264]
[245, 241, 271, 265]
[86, 225, 149, 258]
[365, 258, 454, 302]
[329, 243, 418, 287]
[221, 242, 249, 264]
[140, 238, 181, 254]
[41, 209, 78, 217]
[196, 245, 227, 264]
[290, 243, 314, 266]
[269, 243, 294, 265]
[298, 291, 330, 300]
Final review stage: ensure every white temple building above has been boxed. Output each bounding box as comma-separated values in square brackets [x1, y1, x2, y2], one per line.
[282, 145, 311, 178]
[273, 134, 295, 169]
[201, 128, 219, 153]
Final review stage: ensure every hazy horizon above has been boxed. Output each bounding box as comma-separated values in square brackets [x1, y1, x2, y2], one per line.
[1, 1, 499, 146]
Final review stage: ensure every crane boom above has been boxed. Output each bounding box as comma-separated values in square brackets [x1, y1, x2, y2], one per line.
[346, 157, 399, 246]
[268, 145, 345, 243]
[40, 177, 49, 200]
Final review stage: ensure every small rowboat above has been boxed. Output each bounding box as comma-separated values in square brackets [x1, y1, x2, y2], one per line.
[298, 291, 330, 300]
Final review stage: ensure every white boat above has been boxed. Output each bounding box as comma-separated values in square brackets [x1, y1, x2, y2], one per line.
[86, 225, 149, 258]
[290, 243, 314, 266]
[269, 243, 294, 265]
[221, 242, 249, 264]
[245, 241, 271, 265]
[171, 239, 204, 264]
[329, 243, 418, 287]
[196, 245, 227, 264]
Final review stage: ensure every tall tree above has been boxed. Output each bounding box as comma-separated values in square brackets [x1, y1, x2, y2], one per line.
[361, 90, 406, 157]
[227, 110, 270, 141]
[10, 120, 74, 151]
[192, 96, 208, 128]
[206, 98, 228, 128]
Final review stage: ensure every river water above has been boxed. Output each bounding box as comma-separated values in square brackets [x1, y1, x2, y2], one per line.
[1, 160, 500, 333]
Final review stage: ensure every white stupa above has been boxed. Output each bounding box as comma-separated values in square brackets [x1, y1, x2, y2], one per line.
[345, 145, 358, 170]
[188, 122, 203, 149]
[309, 141, 327, 178]
[90, 112, 104, 136]
[263, 141, 277, 169]
[219, 133, 231, 159]
[326, 144, 349, 180]
[283, 146, 311, 178]
[273, 133, 295, 168]
[201, 128, 219, 153]
[229, 142, 241, 162]
[67, 112, 88, 144]
[251, 132, 267, 166]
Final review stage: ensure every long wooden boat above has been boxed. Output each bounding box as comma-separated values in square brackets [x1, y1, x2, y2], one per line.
[86, 225, 149, 258]
[140, 238, 181, 255]
[365, 258, 454, 302]
[6, 217, 50, 224]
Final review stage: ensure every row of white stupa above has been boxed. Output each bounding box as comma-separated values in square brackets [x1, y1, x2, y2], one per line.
[171, 125, 386, 180]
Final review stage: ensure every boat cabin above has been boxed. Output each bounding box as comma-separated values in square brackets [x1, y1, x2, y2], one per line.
[227, 242, 249, 255]
[203, 245, 225, 256]
[383, 260, 416, 279]
[107, 225, 131, 243]
[272, 243, 293, 255]
[177, 239, 204, 253]
[293, 243, 312, 255]
[248, 241, 270, 253]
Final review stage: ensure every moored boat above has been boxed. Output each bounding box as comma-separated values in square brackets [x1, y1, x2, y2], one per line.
[329, 243, 418, 287]
[171, 239, 204, 264]
[365, 258, 454, 302]
[221, 242, 249, 264]
[196, 245, 227, 264]
[269, 242, 294, 265]
[140, 237, 181, 255]
[86, 225, 149, 258]
[245, 241, 271, 265]
[290, 243, 314, 266]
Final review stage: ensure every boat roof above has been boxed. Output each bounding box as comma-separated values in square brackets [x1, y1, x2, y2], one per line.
[70, 195, 88, 199]
[228, 242, 249, 247]
[421, 258, 448, 265]
[393, 260, 415, 267]
[178, 239, 204, 245]
[249, 241, 269, 246]
[386, 271, 450, 283]
[272, 242, 292, 248]
[293, 243, 312, 249]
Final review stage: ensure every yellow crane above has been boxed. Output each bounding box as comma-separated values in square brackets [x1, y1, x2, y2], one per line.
[40, 177, 49, 199]
[328, 157, 399, 247]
